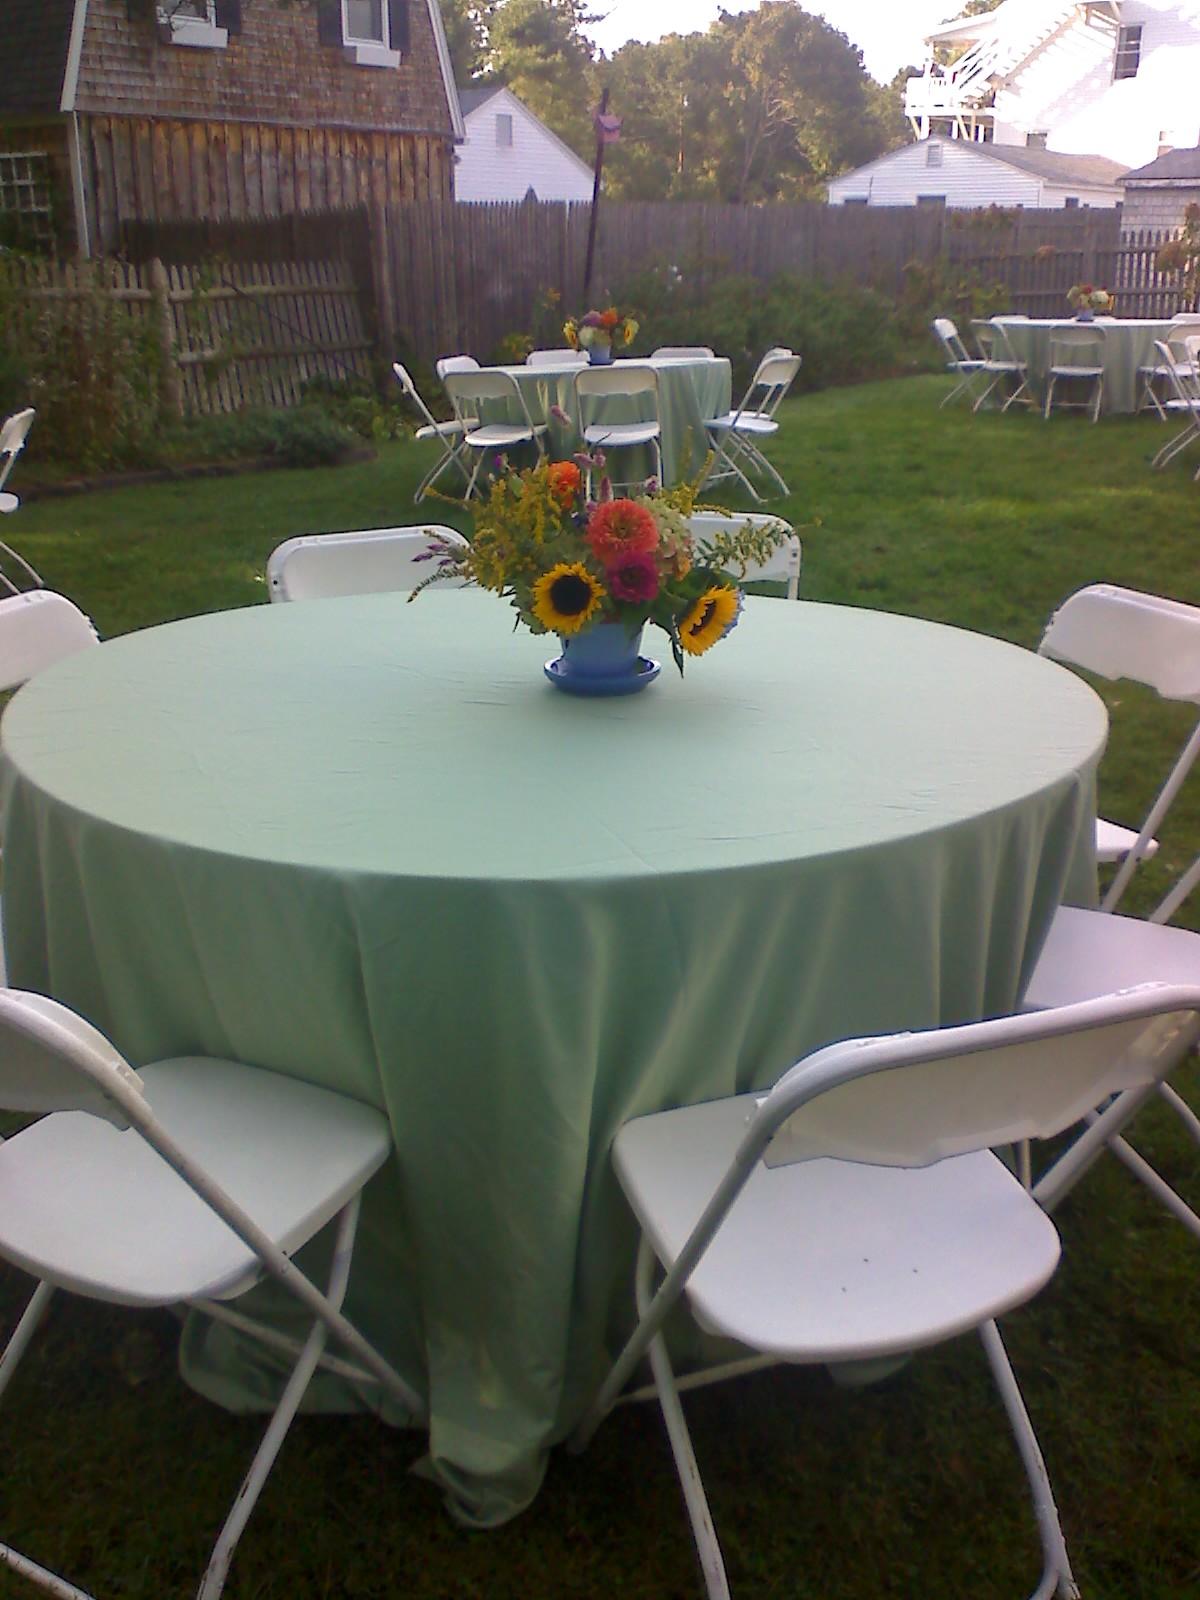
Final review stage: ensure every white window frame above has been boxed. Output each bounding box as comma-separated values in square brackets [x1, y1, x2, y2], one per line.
[157, 0, 227, 49]
[1113, 24, 1142, 81]
[342, 0, 400, 69]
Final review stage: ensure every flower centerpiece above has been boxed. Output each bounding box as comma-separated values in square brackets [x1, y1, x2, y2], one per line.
[562, 307, 639, 366]
[1066, 283, 1113, 321]
[411, 455, 788, 695]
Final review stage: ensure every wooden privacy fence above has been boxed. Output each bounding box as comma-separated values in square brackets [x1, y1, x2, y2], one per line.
[0, 253, 372, 415]
[375, 199, 1195, 363]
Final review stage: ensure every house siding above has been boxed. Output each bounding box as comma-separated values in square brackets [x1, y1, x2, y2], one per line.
[994, 0, 1200, 170]
[827, 141, 1119, 209]
[455, 88, 592, 203]
[1122, 179, 1200, 232]
[76, 0, 454, 134]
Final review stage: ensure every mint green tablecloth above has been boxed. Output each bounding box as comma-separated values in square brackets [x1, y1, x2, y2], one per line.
[492, 355, 731, 483]
[0, 592, 1105, 1526]
[993, 317, 1174, 414]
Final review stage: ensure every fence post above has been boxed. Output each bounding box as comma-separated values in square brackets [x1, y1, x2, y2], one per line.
[148, 256, 184, 417]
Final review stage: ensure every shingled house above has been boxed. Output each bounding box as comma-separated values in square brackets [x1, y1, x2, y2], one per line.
[0, 0, 463, 255]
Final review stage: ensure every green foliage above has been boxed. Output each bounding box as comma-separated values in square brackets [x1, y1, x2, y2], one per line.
[195, 404, 357, 468]
[1156, 202, 1200, 310]
[299, 373, 410, 441]
[0, 258, 166, 471]
[895, 257, 1008, 346]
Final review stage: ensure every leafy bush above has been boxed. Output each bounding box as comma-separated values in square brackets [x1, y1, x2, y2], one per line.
[0, 257, 166, 470]
[193, 405, 357, 468]
[299, 372, 410, 441]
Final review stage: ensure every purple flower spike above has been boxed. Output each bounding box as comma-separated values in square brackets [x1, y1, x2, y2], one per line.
[592, 450, 606, 470]
[598, 475, 614, 503]
[642, 476, 659, 493]
[550, 404, 571, 426]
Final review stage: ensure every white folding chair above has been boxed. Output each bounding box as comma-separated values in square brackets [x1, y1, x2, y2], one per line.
[573, 364, 663, 495]
[687, 512, 801, 600]
[1023, 857, 1200, 1243]
[572, 987, 1200, 1600]
[971, 320, 1034, 413]
[1137, 328, 1199, 419]
[266, 525, 468, 602]
[526, 348, 586, 366]
[931, 317, 986, 409]
[391, 362, 474, 503]
[0, 409, 35, 517]
[435, 354, 480, 378]
[700, 351, 802, 500]
[0, 987, 424, 1600]
[1038, 584, 1200, 890]
[1149, 339, 1200, 473]
[442, 369, 549, 500]
[651, 346, 715, 359]
[1043, 325, 1106, 423]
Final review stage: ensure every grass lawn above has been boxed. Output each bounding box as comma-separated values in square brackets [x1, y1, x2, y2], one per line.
[2, 374, 1200, 1599]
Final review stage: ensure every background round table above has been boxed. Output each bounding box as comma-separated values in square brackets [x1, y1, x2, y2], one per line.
[0, 591, 1106, 1526]
[993, 316, 1174, 414]
[491, 354, 731, 482]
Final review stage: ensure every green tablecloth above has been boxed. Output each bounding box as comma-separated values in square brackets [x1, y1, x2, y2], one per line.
[993, 317, 1174, 414]
[492, 355, 731, 483]
[0, 592, 1105, 1525]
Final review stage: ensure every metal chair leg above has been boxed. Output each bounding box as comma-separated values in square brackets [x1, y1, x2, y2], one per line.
[979, 1320, 1079, 1600]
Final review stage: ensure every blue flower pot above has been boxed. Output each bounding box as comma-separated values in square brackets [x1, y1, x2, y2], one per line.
[1074, 309, 1095, 322]
[545, 622, 660, 696]
[587, 344, 615, 365]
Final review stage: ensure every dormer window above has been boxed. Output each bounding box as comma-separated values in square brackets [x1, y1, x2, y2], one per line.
[156, 0, 230, 48]
[496, 114, 514, 149]
[339, 0, 408, 68]
[1113, 24, 1142, 80]
[926, 143, 944, 168]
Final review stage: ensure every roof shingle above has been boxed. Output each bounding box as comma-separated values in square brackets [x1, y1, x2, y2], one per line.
[0, 0, 75, 119]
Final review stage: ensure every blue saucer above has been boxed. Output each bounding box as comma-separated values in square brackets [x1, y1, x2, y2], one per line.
[544, 655, 662, 696]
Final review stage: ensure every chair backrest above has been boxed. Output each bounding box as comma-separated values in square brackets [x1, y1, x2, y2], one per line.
[932, 317, 971, 366]
[442, 368, 539, 435]
[0, 590, 100, 692]
[1153, 340, 1200, 406]
[0, 989, 145, 1126]
[526, 348, 585, 366]
[757, 986, 1200, 1172]
[574, 364, 659, 400]
[266, 525, 468, 602]
[436, 354, 480, 378]
[1039, 583, 1200, 705]
[970, 318, 998, 358]
[652, 346, 715, 359]
[733, 352, 801, 422]
[1170, 312, 1200, 326]
[687, 512, 802, 600]
[1048, 325, 1106, 366]
[391, 361, 442, 433]
[0, 408, 35, 498]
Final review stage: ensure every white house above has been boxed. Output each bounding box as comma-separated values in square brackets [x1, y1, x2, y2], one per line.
[903, 0, 1200, 171]
[454, 84, 594, 203]
[828, 137, 1126, 207]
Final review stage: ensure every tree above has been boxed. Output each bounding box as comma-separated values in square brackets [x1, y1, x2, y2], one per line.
[483, 0, 598, 157]
[439, 0, 492, 85]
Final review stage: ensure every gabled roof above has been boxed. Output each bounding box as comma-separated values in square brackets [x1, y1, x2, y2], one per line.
[455, 83, 593, 180]
[1123, 146, 1200, 183]
[0, 0, 76, 118]
[831, 137, 1127, 193]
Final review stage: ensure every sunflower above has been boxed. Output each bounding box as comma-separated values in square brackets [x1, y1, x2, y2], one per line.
[678, 585, 742, 655]
[532, 563, 606, 635]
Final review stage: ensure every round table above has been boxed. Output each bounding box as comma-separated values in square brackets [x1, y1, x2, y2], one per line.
[490, 354, 731, 483]
[0, 591, 1106, 1526]
[993, 317, 1174, 414]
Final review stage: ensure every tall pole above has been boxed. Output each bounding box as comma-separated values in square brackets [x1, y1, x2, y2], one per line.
[582, 86, 610, 304]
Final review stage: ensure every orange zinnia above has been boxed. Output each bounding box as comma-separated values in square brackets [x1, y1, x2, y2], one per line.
[599, 308, 620, 330]
[546, 460, 582, 510]
[586, 499, 659, 564]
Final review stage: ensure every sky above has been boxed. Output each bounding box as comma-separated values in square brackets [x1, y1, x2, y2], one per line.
[583, 1, 954, 82]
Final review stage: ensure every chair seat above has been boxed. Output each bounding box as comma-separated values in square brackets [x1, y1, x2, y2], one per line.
[982, 359, 1024, 373]
[1095, 814, 1159, 864]
[948, 360, 987, 372]
[706, 413, 779, 436]
[1049, 364, 1104, 378]
[463, 423, 548, 448]
[0, 1058, 391, 1306]
[0, 492, 17, 515]
[415, 419, 474, 440]
[581, 422, 661, 448]
[614, 1093, 1061, 1363]
[1023, 904, 1200, 1012]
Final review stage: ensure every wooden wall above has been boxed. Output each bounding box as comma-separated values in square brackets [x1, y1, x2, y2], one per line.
[80, 115, 453, 255]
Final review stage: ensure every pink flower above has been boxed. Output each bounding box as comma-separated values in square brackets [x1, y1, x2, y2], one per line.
[606, 551, 661, 603]
[587, 498, 659, 563]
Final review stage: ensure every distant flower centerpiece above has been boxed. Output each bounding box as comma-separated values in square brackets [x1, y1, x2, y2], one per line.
[563, 307, 639, 365]
[411, 454, 787, 694]
[1066, 283, 1113, 320]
